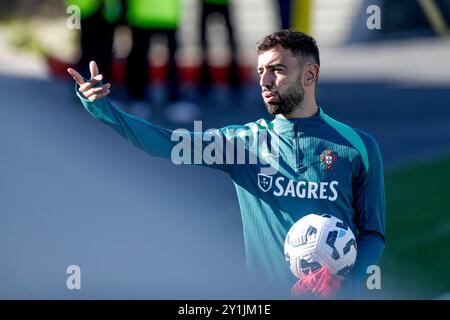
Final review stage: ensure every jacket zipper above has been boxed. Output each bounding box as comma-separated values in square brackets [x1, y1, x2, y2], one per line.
[294, 124, 300, 172]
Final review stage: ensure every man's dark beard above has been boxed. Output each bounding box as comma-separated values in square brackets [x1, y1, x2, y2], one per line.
[264, 78, 304, 115]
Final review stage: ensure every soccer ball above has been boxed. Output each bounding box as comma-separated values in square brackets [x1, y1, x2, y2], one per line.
[284, 213, 357, 279]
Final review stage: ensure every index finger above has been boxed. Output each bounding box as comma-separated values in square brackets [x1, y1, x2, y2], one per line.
[67, 68, 86, 85]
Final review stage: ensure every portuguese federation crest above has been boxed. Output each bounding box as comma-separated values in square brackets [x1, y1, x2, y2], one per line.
[320, 150, 338, 171]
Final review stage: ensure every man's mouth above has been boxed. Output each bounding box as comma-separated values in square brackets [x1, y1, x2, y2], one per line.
[263, 92, 278, 102]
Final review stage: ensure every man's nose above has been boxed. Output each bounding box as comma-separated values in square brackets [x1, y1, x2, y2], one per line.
[260, 70, 274, 89]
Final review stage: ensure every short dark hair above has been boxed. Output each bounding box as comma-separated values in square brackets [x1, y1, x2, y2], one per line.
[256, 30, 320, 66]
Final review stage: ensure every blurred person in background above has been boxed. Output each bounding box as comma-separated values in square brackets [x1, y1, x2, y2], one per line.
[124, 0, 199, 122]
[277, 0, 291, 29]
[68, 0, 198, 122]
[276, 0, 312, 35]
[66, 0, 122, 83]
[124, 0, 178, 110]
[198, 0, 241, 95]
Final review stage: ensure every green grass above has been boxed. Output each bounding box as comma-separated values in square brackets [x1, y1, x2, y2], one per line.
[378, 155, 450, 299]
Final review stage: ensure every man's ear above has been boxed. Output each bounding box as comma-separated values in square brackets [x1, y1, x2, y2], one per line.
[304, 64, 320, 87]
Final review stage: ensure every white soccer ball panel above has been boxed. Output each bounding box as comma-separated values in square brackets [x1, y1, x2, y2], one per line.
[284, 213, 357, 279]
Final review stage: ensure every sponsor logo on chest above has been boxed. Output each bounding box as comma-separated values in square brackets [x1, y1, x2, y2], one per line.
[257, 174, 338, 201]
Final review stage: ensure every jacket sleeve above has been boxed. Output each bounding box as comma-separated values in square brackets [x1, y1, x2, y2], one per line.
[345, 132, 386, 297]
[76, 84, 238, 173]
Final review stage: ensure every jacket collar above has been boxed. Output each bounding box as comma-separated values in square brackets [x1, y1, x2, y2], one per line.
[271, 107, 326, 134]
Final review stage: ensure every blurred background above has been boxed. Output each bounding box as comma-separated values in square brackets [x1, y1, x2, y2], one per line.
[0, 0, 449, 299]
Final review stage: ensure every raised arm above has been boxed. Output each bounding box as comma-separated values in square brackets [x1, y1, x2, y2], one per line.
[67, 61, 235, 172]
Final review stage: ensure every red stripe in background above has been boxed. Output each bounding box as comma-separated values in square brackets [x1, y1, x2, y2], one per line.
[48, 56, 254, 85]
